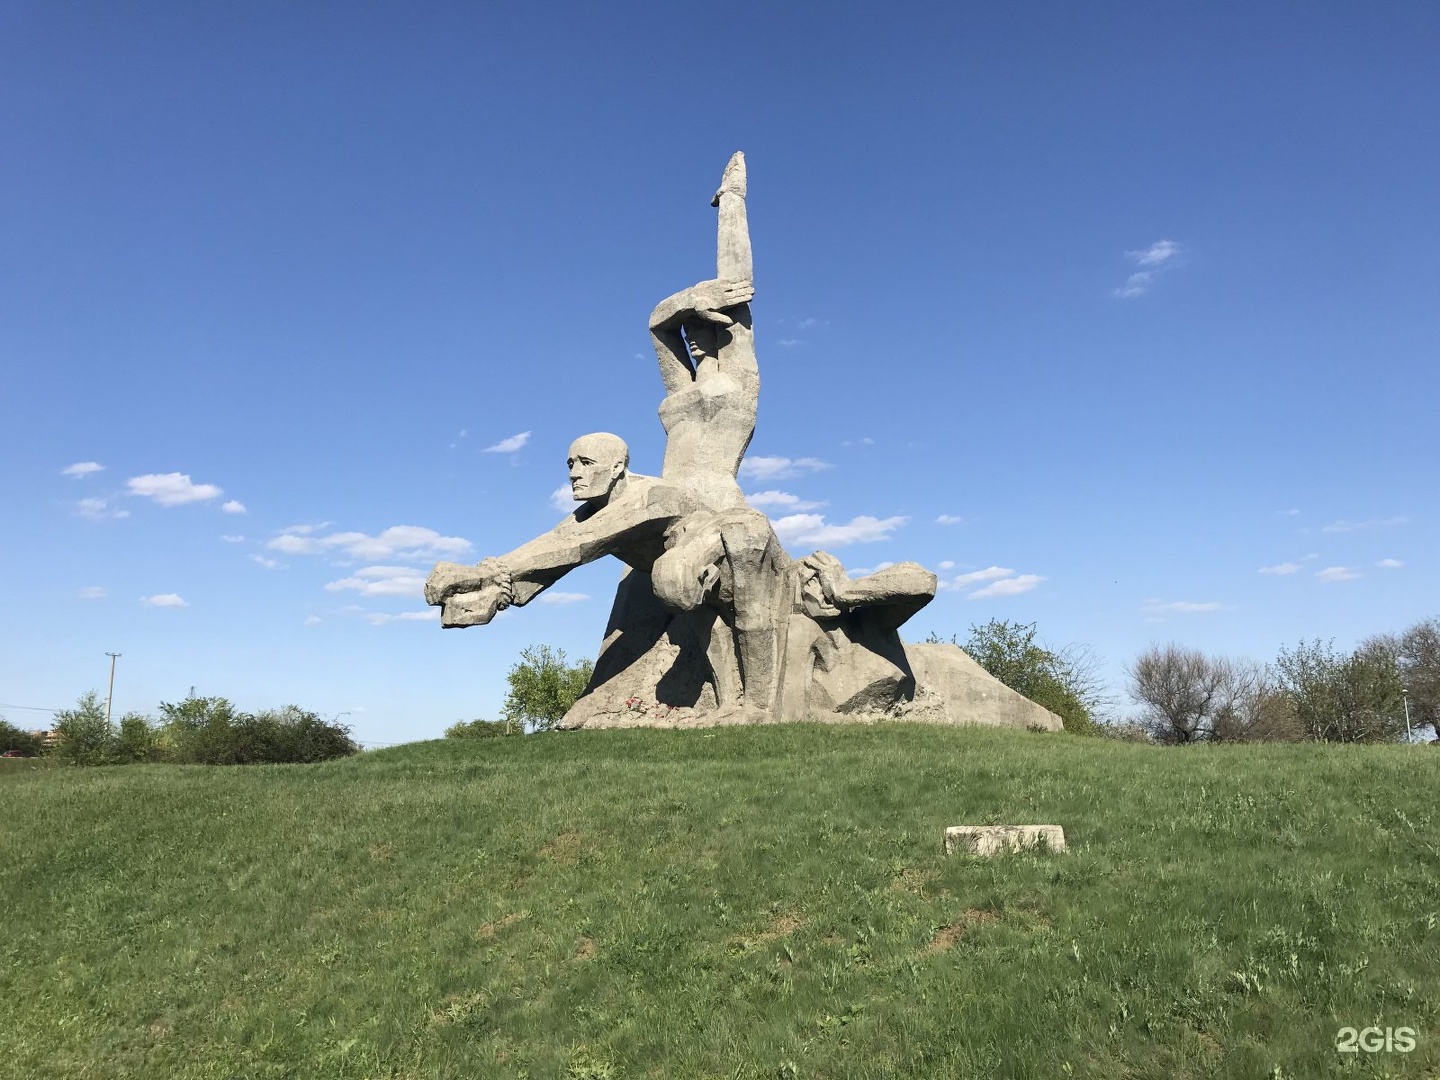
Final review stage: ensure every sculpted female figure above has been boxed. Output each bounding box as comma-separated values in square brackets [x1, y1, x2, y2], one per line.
[647, 152, 757, 512]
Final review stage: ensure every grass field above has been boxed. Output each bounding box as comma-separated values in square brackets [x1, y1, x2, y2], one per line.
[2, 724, 1438, 1079]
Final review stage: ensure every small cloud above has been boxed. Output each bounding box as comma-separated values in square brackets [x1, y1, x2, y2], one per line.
[128, 472, 223, 506]
[777, 338, 803, 348]
[846, 562, 894, 577]
[537, 592, 590, 606]
[1279, 508, 1301, 516]
[1143, 598, 1224, 614]
[1259, 562, 1301, 575]
[1112, 240, 1183, 299]
[1375, 558, 1404, 569]
[550, 485, 576, 513]
[747, 490, 824, 513]
[141, 593, 189, 608]
[76, 586, 107, 600]
[280, 522, 330, 536]
[483, 431, 531, 454]
[221, 534, 245, 543]
[1128, 239, 1181, 267]
[304, 615, 323, 626]
[1316, 566, 1361, 583]
[934, 514, 964, 525]
[970, 574, 1045, 600]
[62, 461, 104, 479]
[738, 455, 832, 481]
[367, 610, 439, 625]
[939, 566, 1014, 591]
[1321, 516, 1408, 533]
[250, 555, 281, 570]
[771, 513, 907, 548]
[797, 317, 827, 330]
[938, 560, 955, 570]
[269, 525, 470, 562]
[324, 566, 427, 598]
[841, 436, 875, 447]
[222, 500, 247, 514]
[77, 497, 129, 520]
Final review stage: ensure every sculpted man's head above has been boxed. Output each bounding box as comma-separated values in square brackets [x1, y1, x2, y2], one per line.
[567, 433, 630, 504]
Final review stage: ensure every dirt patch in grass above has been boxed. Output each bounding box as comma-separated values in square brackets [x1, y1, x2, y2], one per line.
[538, 831, 582, 866]
[575, 936, 597, 961]
[889, 867, 927, 895]
[478, 911, 528, 938]
[926, 909, 999, 953]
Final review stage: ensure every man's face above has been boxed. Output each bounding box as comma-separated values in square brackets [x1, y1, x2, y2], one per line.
[567, 440, 625, 501]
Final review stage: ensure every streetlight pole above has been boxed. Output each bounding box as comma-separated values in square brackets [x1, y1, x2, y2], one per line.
[105, 653, 121, 726]
[1402, 687, 1412, 743]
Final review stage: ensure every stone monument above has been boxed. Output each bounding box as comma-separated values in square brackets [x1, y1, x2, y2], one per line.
[425, 154, 1063, 732]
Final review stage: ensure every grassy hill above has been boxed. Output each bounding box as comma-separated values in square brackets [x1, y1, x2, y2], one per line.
[2, 724, 1437, 1079]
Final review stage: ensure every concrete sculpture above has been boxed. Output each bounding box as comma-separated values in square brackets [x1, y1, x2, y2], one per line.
[426, 153, 1063, 732]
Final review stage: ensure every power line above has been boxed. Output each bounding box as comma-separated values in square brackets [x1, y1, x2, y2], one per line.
[0, 702, 62, 714]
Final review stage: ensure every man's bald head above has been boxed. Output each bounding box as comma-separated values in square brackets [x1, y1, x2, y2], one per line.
[567, 432, 630, 505]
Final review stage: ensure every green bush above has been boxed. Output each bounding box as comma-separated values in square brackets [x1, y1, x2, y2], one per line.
[445, 718, 518, 739]
[51, 691, 114, 765]
[113, 713, 164, 763]
[953, 620, 1103, 736]
[0, 719, 47, 757]
[502, 645, 595, 732]
[158, 696, 358, 765]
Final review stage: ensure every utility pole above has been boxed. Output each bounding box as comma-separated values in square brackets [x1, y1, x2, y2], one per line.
[105, 652, 122, 726]
[1402, 687, 1412, 743]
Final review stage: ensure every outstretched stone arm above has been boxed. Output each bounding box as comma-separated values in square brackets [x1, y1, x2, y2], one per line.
[425, 480, 702, 627]
[799, 553, 937, 633]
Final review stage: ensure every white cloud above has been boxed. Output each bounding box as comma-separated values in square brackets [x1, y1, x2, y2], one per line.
[77, 497, 129, 520]
[367, 610, 439, 625]
[1128, 239, 1180, 267]
[483, 431, 531, 454]
[550, 485, 576, 513]
[537, 591, 590, 606]
[141, 593, 189, 608]
[250, 555, 281, 570]
[221, 534, 245, 543]
[280, 522, 330, 535]
[127, 472, 223, 506]
[62, 461, 104, 479]
[76, 586, 107, 600]
[777, 338, 803, 348]
[1113, 240, 1182, 298]
[940, 566, 1014, 591]
[268, 525, 471, 562]
[1259, 562, 1301, 575]
[324, 566, 427, 598]
[1376, 558, 1404, 569]
[934, 514, 964, 525]
[738, 455, 832, 481]
[1279, 508, 1301, 516]
[841, 436, 875, 447]
[304, 615, 323, 626]
[971, 574, 1045, 600]
[771, 513, 907, 548]
[747, 490, 824, 512]
[222, 500, 247, 514]
[1321, 516, 1408, 533]
[938, 560, 955, 570]
[1143, 599, 1224, 614]
[1316, 566, 1361, 583]
[797, 317, 824, 330]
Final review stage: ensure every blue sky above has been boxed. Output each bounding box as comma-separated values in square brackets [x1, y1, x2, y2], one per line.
[3, 2, 1436, 745]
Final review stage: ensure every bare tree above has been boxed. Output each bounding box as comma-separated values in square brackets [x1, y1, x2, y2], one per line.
[1362, 618, 1439, 739]
[1127, 644, 1280, 743]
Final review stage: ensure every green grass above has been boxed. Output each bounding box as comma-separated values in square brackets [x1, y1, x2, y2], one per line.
[2, 725, 1438, 1079]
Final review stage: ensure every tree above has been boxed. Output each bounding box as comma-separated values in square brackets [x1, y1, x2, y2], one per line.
[957, 619, 1107, 735]
[1366, 617, 1440, 739]
[1273, 638, 1406, 744]
[0, 718, 47, 757]
[114, 712, 163, 763]
[51, 690, 114, 764]
[501, 645, 595, 732]
[157, 696, 358, 764]
[1126, 645, 1293, 744]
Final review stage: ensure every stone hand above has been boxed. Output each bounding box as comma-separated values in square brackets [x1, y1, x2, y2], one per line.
[687, 278, 754, 324]
[799, 551, 849, 606]
[425, 557, 514, 607]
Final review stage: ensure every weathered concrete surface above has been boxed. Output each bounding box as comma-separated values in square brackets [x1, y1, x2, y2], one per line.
[944, 825, 1067, 856]
[903, 643, 1066, 731]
